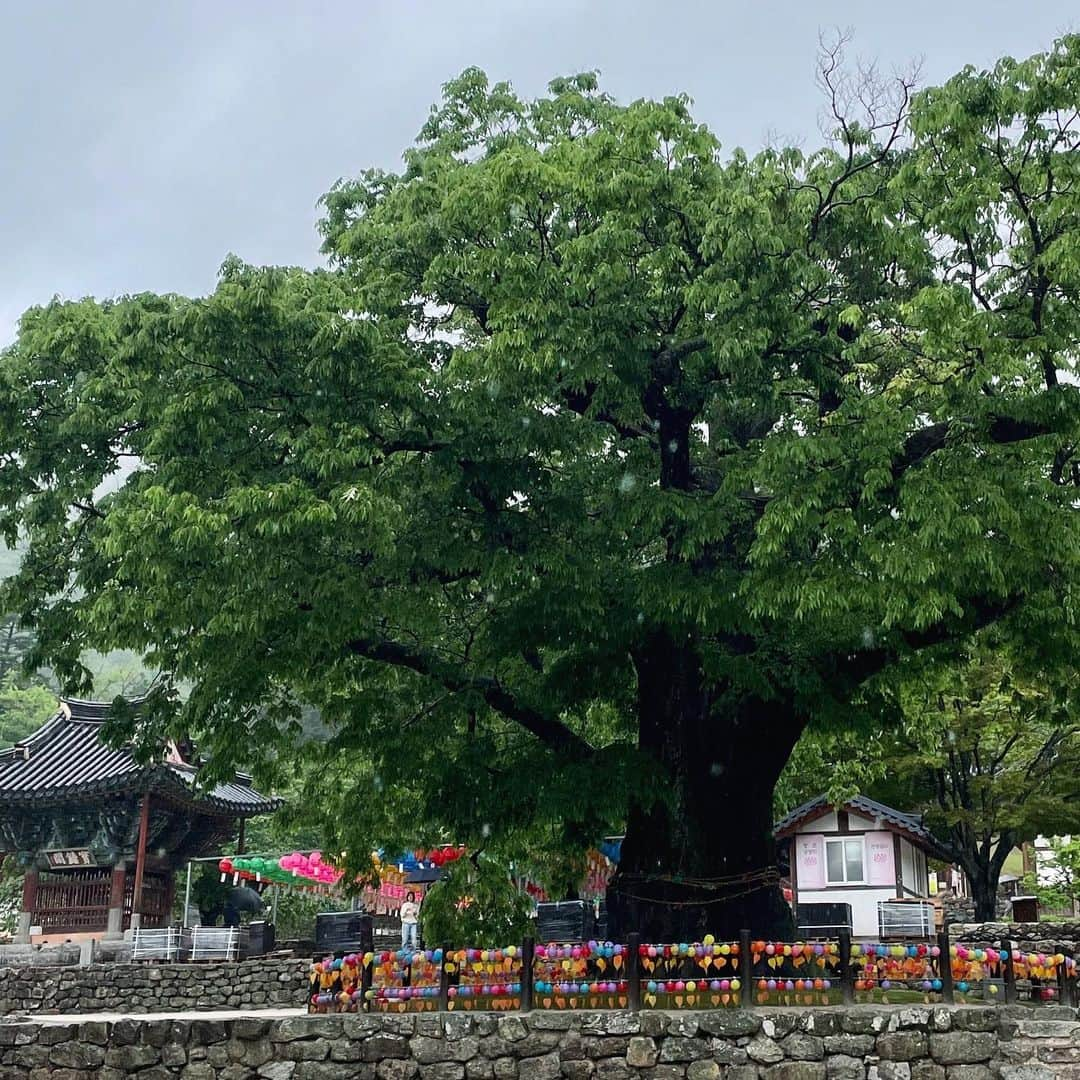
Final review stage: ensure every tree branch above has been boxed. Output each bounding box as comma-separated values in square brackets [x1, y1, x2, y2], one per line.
[345, 636, 592, 756]
[824, 594, 1022, 690]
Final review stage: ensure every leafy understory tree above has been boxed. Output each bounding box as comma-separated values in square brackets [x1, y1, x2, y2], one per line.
[2, 38, 1080, 937]
[871, 650, 1080, 921]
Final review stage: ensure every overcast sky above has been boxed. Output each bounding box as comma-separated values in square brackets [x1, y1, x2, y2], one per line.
[1, 1, 1074, 345]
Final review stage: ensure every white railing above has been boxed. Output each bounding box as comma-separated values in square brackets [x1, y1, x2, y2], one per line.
[878, 899, 935, 939]
[188, 925, 239, 962]
[131, 926, 183, 962]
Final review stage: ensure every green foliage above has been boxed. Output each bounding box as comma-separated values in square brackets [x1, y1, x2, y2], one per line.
[2, 39, 1080, 930]
[0, 674, 55, 747]
[1024, 837, 1080, 915]
[0, 859, 23, 937]
[775, 728, 890, 818]
[419, 857, 534, 949]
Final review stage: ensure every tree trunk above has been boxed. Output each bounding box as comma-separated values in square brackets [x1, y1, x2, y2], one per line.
[607, 633, 801, 942]
[969, 865, 1001, 922]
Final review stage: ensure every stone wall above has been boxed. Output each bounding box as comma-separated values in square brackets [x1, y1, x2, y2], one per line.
[0, 1006, 1077, 1078]
[0, 958, 309, 1016]
[951, 921, 1080, 953]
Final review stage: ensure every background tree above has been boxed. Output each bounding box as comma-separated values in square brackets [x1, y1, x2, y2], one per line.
[2, 39, 1080, 938]
[1025, 836, 1080, 916]
[419, 856, 534, 949]
[869, 648, 1080, 920]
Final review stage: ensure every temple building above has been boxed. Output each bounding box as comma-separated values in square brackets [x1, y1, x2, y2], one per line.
[0, 698, 278, 942]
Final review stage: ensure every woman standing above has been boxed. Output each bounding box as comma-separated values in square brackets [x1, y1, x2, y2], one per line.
[400, 891, 420, 951]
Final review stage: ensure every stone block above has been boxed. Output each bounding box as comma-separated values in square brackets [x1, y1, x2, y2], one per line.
[878, 1064, 911, 1080]
[928, 1032, 996, 1065]
[746, 1036, 785, 1064]
[762, 1064, 827, 1080]
[687, 1064, 721, 1080]
[697, 1012, 760, 1039]
[625, 1037, 659, 1068]
[781, 1034, 825, 1061]
[824, 1055, 864, 1079]
[581, 1014, 642, 1036]
[362, 1035, 411, 1061]
[824, 1034, 875, 1057]
[529, 1013, 575, 1031]
[375, 1063, 419, 1080]
[658, 1037, 711, 1063]
[48, 1042, 106, 1069]
[877, 1032, 929, 1061]
[561, 1063, 595, 1079]
[585, 1038, 631, 1060]
[105, 1044, 161, 1070]
[665, 1015, 700, 1038]
[592, 1060, 635, 1080]
[413, 1035, 480, 1064]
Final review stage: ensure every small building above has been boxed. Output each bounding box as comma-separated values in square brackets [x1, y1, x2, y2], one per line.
[775, 794, 941, 940]
[0, 698, 278, 942]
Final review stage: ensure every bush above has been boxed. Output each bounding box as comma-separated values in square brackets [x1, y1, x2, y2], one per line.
[419, 857, 533, 948]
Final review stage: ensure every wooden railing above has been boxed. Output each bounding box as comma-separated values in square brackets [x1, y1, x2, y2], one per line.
[34, 869, 172, 933]
[34, 870, 111, 932]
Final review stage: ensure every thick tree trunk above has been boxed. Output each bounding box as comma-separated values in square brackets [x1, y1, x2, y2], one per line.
[607, 634, 801, 942]
[968, 864, 1003, 922]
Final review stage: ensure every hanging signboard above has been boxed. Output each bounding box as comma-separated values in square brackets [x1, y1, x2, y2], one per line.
[44, 849, 94, 868]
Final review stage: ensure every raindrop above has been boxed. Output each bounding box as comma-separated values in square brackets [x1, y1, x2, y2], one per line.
[521, 417, 531, 428]
[861, 628, 875, 648]
[667, 440, 679, 454]
[619, 473, 637, 494]
[373, 775, 384, 792]
[484, 592, 496, 605]
[481, 823, 492, 838]
[710, 762, 724, 777]
[636, 612, 645, 624]
[488, 380, 501, 398]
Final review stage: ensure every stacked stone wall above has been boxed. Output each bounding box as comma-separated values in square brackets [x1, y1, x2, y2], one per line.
[0, 959, 309, 1016]
[0, 1006, 1077, 1078]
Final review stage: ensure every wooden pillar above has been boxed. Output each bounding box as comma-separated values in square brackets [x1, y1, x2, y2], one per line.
[237, 819, 246, 857]
[14, 867, 39, 943]
[131, 793, 151, 930]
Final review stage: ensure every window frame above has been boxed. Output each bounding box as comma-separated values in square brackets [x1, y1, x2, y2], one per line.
[825, 836, 866, 885]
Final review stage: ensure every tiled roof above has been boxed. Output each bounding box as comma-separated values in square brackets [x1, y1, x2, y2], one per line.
[774, 793, 936, 847]
[0, 699, 279, 817]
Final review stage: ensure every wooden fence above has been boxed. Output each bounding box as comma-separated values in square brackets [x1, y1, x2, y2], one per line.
[309, 929, 1079, 1014]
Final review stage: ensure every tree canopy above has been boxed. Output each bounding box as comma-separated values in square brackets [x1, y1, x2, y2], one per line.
[2, 38, 1080, 937]
[868, 646, 1080, 919]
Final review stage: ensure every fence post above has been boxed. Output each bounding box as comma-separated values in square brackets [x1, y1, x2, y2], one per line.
[739, 930, 755, 1009]
[1055, 945, 1072, 1008]
[1000, 937, 1017, 1005]
[438, 945, 450, 1012]
[520, 938, 534, 1012]
[838, 928, 854, 1005]
[627, 933, 641, 1012]
[359, 955, 373, 1012]
[937, 931, 954, 1004]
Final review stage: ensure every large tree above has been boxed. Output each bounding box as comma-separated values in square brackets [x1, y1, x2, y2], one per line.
[2, 40, 1080, 938]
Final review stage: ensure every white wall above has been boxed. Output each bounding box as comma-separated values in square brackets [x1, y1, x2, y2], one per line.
[798, 887, 896, 939]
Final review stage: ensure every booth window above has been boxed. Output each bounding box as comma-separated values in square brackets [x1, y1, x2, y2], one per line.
[826, 838, 865, 884]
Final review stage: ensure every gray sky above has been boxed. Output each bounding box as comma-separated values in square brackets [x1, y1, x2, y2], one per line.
[1, 1, 1073, 345]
